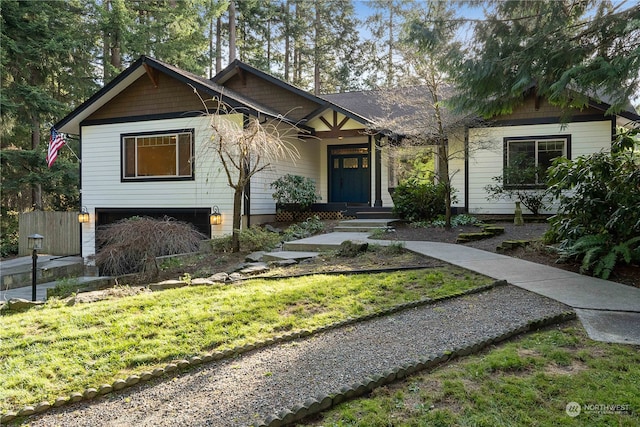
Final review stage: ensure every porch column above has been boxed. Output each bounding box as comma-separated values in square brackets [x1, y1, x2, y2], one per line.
[374, 135, 382, 207]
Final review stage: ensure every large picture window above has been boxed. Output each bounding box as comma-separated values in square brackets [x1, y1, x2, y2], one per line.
[504, 135, 570, 188]
[122, 129, 194, 180]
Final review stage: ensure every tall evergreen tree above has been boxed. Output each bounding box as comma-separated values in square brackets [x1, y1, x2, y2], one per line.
[449, 0, 640, 117]
[1, 0, 96, 210]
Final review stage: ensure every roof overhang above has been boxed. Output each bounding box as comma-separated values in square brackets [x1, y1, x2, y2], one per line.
[55, 56, 302, 135]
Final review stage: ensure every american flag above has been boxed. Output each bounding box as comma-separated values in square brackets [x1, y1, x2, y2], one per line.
[47, 128, 66, 167]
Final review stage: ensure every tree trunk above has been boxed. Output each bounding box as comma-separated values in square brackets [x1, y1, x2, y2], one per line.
[228, 1, 236, 63]
[30, 115, 43, 210]
[387, 6, 394, 87]
[231, 186, 243, 252]
[284, 0, 290, 81]
[216, 16, 222, 73]
[313, 1, 320, 95]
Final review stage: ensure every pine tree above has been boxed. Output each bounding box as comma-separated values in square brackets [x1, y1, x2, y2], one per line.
[449, 0, 640, 117]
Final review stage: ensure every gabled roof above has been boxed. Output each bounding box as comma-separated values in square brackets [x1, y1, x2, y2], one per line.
[213, 59, 372, 127]
[55, 56, 291, 135]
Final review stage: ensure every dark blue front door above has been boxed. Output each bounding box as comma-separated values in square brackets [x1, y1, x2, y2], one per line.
[329, 146, 370, 203]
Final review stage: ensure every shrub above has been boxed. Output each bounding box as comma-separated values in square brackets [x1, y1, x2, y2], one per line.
[238, 226, 281, 252]
[558, 235, 640, 280]
[95, 216, 205, 276]
[392, 180, 448, 222]
[484, 164, 552, 215]
[209, 226, 281, 253]
[283, 215, 325, 240]
[48, 277, 80, 299]
[429, 214, 481, 228]
[546, 128, 640, 277]
[270, 174, 320, 211]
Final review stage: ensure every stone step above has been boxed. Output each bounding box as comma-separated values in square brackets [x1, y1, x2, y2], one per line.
[355, 212, 399, 220]
[333, 226, 390, 233]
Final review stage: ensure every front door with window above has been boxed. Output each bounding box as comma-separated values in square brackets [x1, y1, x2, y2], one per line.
[329, 145, 370, 203]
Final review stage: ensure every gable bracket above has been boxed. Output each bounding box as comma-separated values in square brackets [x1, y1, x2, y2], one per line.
[143, 63, 159, 88]
[337, 115, 350, 130]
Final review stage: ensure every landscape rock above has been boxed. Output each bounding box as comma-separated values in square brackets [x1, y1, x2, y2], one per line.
[245, 251, 266, 262]
[228, 272, 243, 282]
[148, 280, 188, 291]
[271, 259, 298, 267]
[8, 298, 44, 311]
[264, 224, 282, 234]
[191, 278, 216, 286]
[239, 262, 270, 275]
[208, 272, 230, 282]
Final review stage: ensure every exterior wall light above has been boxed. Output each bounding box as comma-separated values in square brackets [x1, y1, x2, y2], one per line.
[78, 207, 90, 223]
[209, 206, 222, 225]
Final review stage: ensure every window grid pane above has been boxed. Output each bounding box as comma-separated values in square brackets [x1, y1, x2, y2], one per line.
[506, 137, 567, 187]
[123, 132, 193, 179]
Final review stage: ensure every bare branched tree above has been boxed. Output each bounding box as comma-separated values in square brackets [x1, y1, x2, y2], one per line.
[368, 65, 487, 228]
[368, 1, 490, 228]
[202, 100, 302, 252]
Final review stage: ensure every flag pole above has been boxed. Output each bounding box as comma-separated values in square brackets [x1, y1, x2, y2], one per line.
[61, 137, 81, 163]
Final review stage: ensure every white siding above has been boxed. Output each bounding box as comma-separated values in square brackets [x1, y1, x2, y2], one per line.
[250, 135, 321, 215]
[80, 116, 238, 259]
[467, 120, 611, 214]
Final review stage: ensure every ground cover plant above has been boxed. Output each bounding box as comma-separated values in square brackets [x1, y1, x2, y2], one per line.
[303, 320, 640, 427]
[0, 267, 491, 413]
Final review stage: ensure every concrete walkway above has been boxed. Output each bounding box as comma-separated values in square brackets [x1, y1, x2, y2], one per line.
[286, 232, 640, 345]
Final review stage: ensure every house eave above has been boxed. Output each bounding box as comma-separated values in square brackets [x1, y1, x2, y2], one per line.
[55, 56, 290, 135]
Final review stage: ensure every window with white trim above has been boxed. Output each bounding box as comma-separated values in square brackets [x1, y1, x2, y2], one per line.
[122, 129, 194, 180]
[504, 135, 570, 188]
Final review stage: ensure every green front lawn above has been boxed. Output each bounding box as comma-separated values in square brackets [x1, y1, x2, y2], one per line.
[0, 267, 489, 413]
[303, 321, 640, 427]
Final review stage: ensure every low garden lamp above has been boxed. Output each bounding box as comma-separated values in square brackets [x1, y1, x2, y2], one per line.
[28, 233, 44, 301]
[209, 206, 222, 226]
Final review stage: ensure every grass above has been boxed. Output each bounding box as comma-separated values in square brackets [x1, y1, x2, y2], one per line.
[302, 321, 640, 427]
[0, 266, 490, 413]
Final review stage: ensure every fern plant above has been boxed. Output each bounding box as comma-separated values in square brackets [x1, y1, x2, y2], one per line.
[559, 235, 640, 279]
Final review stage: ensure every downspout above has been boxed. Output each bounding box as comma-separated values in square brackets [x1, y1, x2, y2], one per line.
[464, 126, 469, 213]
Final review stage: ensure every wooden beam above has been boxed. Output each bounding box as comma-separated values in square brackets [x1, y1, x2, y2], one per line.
[143, 63, 159, 88]
[336, 115, 350, 130]
[315, 129, 363, 138]
[319, 116, 333, 130]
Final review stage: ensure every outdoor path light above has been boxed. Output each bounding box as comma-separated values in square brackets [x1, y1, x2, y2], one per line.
[28, 233, 44, 301]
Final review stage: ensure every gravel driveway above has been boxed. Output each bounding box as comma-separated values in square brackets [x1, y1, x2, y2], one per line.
[24, 285, 569, 427]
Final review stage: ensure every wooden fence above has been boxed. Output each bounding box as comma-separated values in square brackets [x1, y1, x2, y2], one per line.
[18, 211, 80, 256]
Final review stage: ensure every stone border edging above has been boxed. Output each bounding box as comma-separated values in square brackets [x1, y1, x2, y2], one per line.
[0, 279, 509, 425]
[253, 309, 577, 427]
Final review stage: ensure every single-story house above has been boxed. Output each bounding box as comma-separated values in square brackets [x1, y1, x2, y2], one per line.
[54, 56, 640, 261]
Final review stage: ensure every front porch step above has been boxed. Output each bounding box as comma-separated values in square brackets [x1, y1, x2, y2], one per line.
[343, 206, 394, 218]
[333, 219, 398, 233]
[355, 211, 399, 220]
